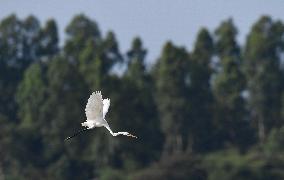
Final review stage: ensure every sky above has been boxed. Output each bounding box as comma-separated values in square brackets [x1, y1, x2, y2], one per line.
[0, 0, 284, 64]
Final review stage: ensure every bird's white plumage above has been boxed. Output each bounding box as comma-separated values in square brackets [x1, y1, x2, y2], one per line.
[84, 91, 104, 125]
[77, 91, 136, 138]
[103, 98, 110, 118]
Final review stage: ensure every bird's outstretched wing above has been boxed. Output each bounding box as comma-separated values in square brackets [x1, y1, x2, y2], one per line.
[103, 98, 110, 118]
[85, 91, 103, 121]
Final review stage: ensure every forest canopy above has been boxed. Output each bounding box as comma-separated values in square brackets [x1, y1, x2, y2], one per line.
[1, 14, 284, 180]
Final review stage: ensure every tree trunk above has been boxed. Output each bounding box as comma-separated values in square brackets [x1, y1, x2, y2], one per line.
[258, 116, 265, 144]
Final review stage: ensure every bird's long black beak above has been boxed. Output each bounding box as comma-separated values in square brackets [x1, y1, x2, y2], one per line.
[65, 128, 89, 141]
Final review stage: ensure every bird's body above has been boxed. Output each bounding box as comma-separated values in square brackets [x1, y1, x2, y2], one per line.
[65, 91, 137, 140]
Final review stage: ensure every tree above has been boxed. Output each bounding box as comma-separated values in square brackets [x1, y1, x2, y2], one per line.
[244, 16, 284, 143]
[78, 39, 103, 89]
[14, 62, 46, 177]
[37, 19, 59, 58]
[65, 16, 121, 91]
[64, 14, 101, 64]
[16, 63, 46, 130]
[264, 126, 284, 155]
[101, 31, 123, 74]
[78, 31, 123, 89]
[68, 17, 125, 174]
[0, 15, 42, 120]
[154, 42, 189, 156]
[189, 28, 214, 152]
[42, 56, 91, 179]
[0, 113, 20, 179]
[109, 37, 163, 169]
[213, 19, 254, 150]
[0, 14, 60, 179]
[22, 15, 41, 66]
[125, 37, 147, 86]
[0, 14, 24, 120]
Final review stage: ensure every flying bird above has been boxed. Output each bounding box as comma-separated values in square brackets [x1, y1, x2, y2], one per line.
[65, 91, 137, 140]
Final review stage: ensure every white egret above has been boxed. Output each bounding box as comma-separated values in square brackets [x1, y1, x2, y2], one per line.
[65, 91, 137, 140]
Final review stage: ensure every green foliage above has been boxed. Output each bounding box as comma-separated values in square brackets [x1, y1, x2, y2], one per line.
[99, 167, 125, 180]
[263, 127, 284, 155]
[75, 28, 124, 171]
[37, 19, 59, 57]
[155, 42, 189, 155]
[16, 63, 46, 129]
[129, 154, 207, 180]
[78, 39, 103, 88]
[42, 56, 93, 179]
[125, 37, 147, 85]
[204, 148, 284, 180]
[111, 37, 163, 169]
[189, 28, 215, 152]
[64, 14, 101, 63]
[102, 31, 123, 71]
[0, 14, 38, 120]
[213, 19, 254, 150]
[244, 16, 284, 142]
[1, 13, 284, 180]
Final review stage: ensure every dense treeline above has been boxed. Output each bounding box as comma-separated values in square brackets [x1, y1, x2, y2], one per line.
[1, 14, 284, 179]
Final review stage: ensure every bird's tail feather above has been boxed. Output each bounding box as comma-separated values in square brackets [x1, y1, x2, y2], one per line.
[65, 128, 89, 141]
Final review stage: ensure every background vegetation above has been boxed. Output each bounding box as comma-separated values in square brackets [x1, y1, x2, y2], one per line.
[1, 14, 284, 180]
